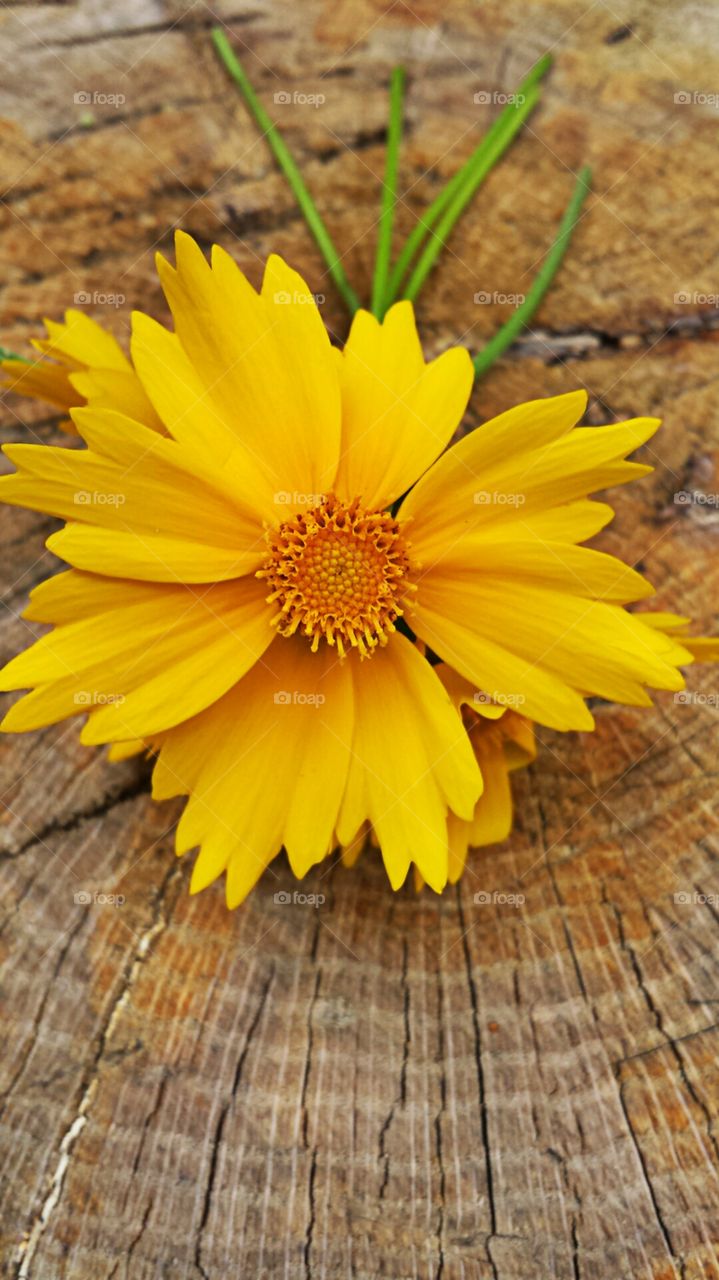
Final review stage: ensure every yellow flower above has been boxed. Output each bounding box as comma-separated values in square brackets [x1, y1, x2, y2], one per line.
[342, 669, 536, 891]
[0, 233, 703, 905]
[438, 667, 536, 885]
[639, 612, 719, 663]
[1, 310, 163, 433]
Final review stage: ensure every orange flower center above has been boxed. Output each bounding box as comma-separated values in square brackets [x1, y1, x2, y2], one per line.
[258, 495, 412, 656]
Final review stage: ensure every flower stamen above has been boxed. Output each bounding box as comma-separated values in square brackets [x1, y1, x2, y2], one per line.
[258, 495, 412, 656]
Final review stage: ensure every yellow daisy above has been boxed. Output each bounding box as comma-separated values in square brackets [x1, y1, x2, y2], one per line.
[1, 310, 163, 433]
[0, 232, 703, 905]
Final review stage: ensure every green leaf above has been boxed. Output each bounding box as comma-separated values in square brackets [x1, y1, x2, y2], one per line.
[472, 165, 591, 380]
[0, 347, 30, 363]
[211, 28, 361, 315]
[371, 65, 406, 318]
[386, 55, 552, 309]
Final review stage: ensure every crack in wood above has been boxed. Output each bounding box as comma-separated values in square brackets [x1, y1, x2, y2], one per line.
[193, 967, 275, 1280]
[433, 962, 446, 1280]
[377, 933, 410, 1201]
[456, 889, 499, 1280]
[0, 911, 86, 1116]
[12, 859, 182, 1279]
[609, 896, 695, 1276]
[107, 1194, 154, 1280]
[300, 969, 321, 1150]
[304, 1145, 318, 1280]
[0, 770, 151, 862]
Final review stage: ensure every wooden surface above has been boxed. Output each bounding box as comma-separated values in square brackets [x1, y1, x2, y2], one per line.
[1, 2, 719, 1277]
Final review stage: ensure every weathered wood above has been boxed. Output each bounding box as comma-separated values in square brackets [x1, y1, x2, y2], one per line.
[1, 2, 719, 1278]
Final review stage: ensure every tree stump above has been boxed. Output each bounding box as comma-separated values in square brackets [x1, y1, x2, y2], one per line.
[1, 3, 719, 1278]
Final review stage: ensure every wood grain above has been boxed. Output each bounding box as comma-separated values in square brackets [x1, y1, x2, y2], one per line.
[1, 2, 718, 1277]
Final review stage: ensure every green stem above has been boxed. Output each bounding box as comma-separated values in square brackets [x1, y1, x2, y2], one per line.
[384, 163, 468, 306]
[387, 54, 552, 308]
[211, 28, 361, 314]
[371, 65, 406, 318]
[0, 347, 30, 363]
[401, 87, 542, 304]
[473, 165, 591, 380]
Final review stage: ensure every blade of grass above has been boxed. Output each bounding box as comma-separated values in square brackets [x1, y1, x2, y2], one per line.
[401, 87, 542, 304]
[0, 348, 30, 363]
[371, 65, 406, 318]
[211, 28, 361, 314]
[384, 162, 470, 308]
[472, 165, 591, 380]
[385, 54, 552, 308]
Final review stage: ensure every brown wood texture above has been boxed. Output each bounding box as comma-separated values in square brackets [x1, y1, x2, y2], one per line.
[1, 2, 719, 1277]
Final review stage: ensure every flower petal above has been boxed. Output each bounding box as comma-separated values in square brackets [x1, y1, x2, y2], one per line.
[36, 310, 130, 373]
[423, 539, 654, 602]
[333, 302, 474, 509]
[638, 613, 719, 663]
[70, 368, 166, 434]
[1, 411, 267, 582]
[399, 393, 657, 565]
[336, 634, 482, 892]
[153, 636, 354, 905]
[1, 576, 274, 739]
[409, 573, 691, 730]
[155, 233, 341, 503]
[130, 312, 278, 518]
